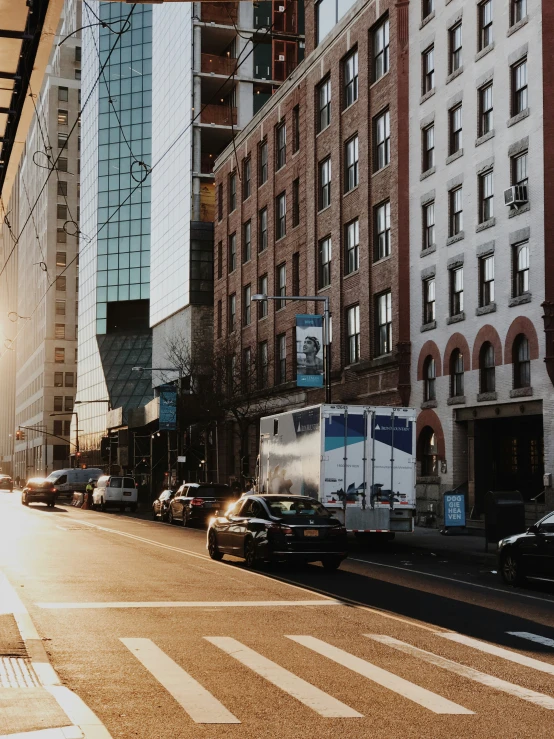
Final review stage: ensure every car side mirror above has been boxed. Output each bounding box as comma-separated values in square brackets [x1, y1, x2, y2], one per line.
[528, 523, 540, 535]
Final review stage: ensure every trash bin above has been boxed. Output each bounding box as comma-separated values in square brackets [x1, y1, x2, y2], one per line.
[484, 490, 525, 544]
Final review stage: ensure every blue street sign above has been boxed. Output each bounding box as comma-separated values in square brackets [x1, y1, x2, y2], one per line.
[444, 493, 466, 527]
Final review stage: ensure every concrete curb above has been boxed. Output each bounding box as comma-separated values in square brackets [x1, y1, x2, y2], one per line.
[0, 572, 113, 739]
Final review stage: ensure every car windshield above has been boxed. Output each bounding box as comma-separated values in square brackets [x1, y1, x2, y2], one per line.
[265, 497, 331, 518]
[45, 472, 61, 482]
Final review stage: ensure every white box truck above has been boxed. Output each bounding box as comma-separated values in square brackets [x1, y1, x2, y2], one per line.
[258, 404, 416, 534]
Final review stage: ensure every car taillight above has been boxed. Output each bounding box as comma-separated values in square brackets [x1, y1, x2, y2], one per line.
[190, 498, 204, 506]
[51, 487, 57, 493]
[266, 523, 293, 536]
[330, 526, 347, 536]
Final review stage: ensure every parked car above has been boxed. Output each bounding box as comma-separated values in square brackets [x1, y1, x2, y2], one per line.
[21, 478, 58, 507]
[167, 483, 235, 527]
[0, 475, 13, 492]
[207, 494, 348, 570]
[92, 475, 138, 512]
[498, 511, 554, 585]
[152, 489, 175, 521]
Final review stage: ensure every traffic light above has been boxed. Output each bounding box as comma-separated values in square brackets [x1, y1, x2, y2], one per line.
[15, 430, 25, 441]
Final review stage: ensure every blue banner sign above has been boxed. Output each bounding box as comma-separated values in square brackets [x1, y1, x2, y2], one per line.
[159, 384, 177, 431]
[444, 493, 466, 527]
[296, 314, 324, 388]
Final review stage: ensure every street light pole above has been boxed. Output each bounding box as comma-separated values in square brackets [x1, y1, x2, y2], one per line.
[251, 293, 331, 404]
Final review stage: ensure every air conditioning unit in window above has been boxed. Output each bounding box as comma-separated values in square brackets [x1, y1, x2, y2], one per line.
[504, 184, 528, 207]
[278, 54, 285, 61]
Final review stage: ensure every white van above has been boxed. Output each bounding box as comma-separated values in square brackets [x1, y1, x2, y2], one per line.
[45, 468, 104, 500]
[92, 475, 138, 512]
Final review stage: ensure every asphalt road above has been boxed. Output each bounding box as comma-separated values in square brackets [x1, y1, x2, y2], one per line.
[1, 490, 554, 739]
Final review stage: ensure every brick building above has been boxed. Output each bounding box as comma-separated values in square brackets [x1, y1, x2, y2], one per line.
[213, 0, 410, 484]
[410, 0, 554, 519]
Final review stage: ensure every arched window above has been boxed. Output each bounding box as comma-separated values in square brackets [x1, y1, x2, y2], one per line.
[513, 334, 531, 388]
[479, 342, 495, 393]
[420, 426, 438, 476]
[424, 356, 436, 401]
[450, 349, 464, 397]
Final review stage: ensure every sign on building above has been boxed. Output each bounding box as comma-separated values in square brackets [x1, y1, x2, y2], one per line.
[159, 384, 177, 431]
[444, 493, 466, 528]
[296, 314, 324, 388]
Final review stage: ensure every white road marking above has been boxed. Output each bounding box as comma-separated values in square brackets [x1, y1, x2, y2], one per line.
[366, 635, 554, 710]
[286, 635, 472, 715]
[507, 632, 554, 649]
[37, 599, 342, 610]
[348, 557, 554, 605]
[0, 728, 82, 739]
[120, 638, 240, 724]
[205, 636, 362, 718]
[438, 632, 554, 676]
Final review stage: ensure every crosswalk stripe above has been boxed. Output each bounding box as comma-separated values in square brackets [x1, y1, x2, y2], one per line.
[286, 635, 472, 715]
[507, 632, 554, 650]
[205, 636, 362, 718]
[437, 632, 554, 676]
[120, 638, 240, 724]
[366, 635, 554, 710]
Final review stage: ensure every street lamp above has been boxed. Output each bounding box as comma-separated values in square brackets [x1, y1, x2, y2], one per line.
[50, 412, 79, 467]
[251, 293, 331, 403]
[74, 399, 112, 410]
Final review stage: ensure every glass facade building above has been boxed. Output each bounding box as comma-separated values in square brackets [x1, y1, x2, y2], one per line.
[77, 2, 153, 455]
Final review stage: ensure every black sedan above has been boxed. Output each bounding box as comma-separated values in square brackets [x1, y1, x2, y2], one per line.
[167, 483, 235, 527]
[498, 511, 554, 585]
[207, 494, 348, 570]
[0, 475, 13, 492]
[151, 489, 175, 521]
[21, 478, 58, 507]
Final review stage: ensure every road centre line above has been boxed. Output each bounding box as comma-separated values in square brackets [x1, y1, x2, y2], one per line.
[286, 635, 472, 714]
[438, 632, 554, 675]
[121, 638, 240, 724]
[348, 557, 554, 605]
[36, 599, 343, 609]
[205, 637, 362, 718]
[366, 635, 554, 710]
[507, 632, 554, 649]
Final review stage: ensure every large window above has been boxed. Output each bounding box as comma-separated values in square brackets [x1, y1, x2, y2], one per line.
[422, 46, 435, 94]
[276, 122, 286, 169]
[243, 221, 251, 263]
[276, 192, 286, 240]
[344, 136, 359, 192]
[243, 284, 251, 326]
[276, 334, 287, 384]
[345, 219, 359, 275]
[258, 341, 269, 388]
[376, 291, 392, 356]
[449, 23, 462, 74]
[258, 275, 268, 318]
[346, 305, 360, 364]
[422, 124, 435, 172]
[374, 201, 391, 261]
[479, 0, 493, 50]
[276, 263, 286, 310]
[450, 266, 464, 315]
[449, 104, 462, 155]
[374, 110, 390, 170]
[316, 0, 358, 44]
[479, 170, 494, 223]
[513, 335, 531, 388]
[242, 158, 251, 200]
[512, 58, 528, 115]
[450, 350, 464, 397]
[319, 157, 331, 210]
[293, 105, 300, 152]
[449, 186, 463, 236]
[423, 277, 435, 324]
[292, 178, 300, 227]
[420, 427, 438, 476]
[259, 139, 268, 185]
[318, 236, 331, 289]
[511, 151, 528, 187]
[374, 19, 390, 81]
[259, 207, 268, 252]
[422, 201, 435, 250]
[228, 233, 236, 273]
[479, 83, 493, 136]
[229, 172, 237, 212]
[479, 255, 495, 306]
[424, 358, 436, 402]
[344, 49, 359, 107]
[422, 0, 434, 20]
[511, 0, 527, 25]
[228, 294, 236, 332]
[513, 241, 529, 296]
[55, 347, 65, 364]
[318, 77, 331, 132]
[480, 342, 495, 393]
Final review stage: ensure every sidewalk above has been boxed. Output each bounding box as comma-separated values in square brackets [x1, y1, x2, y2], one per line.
[0, 572, 112, 739]
[390, 526, 497, 565]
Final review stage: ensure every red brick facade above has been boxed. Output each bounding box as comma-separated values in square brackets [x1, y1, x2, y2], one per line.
[213, 0, 410, 482]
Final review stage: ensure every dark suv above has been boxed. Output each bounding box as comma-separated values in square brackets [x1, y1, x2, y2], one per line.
[167, 483, 236, 527]
[22, 478, 58, 507]
[0, 475, 13, 492]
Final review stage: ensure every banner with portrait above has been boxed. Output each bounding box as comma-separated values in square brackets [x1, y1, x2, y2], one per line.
[296, 314, 324, 388]
[159, 384, 177, 431]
